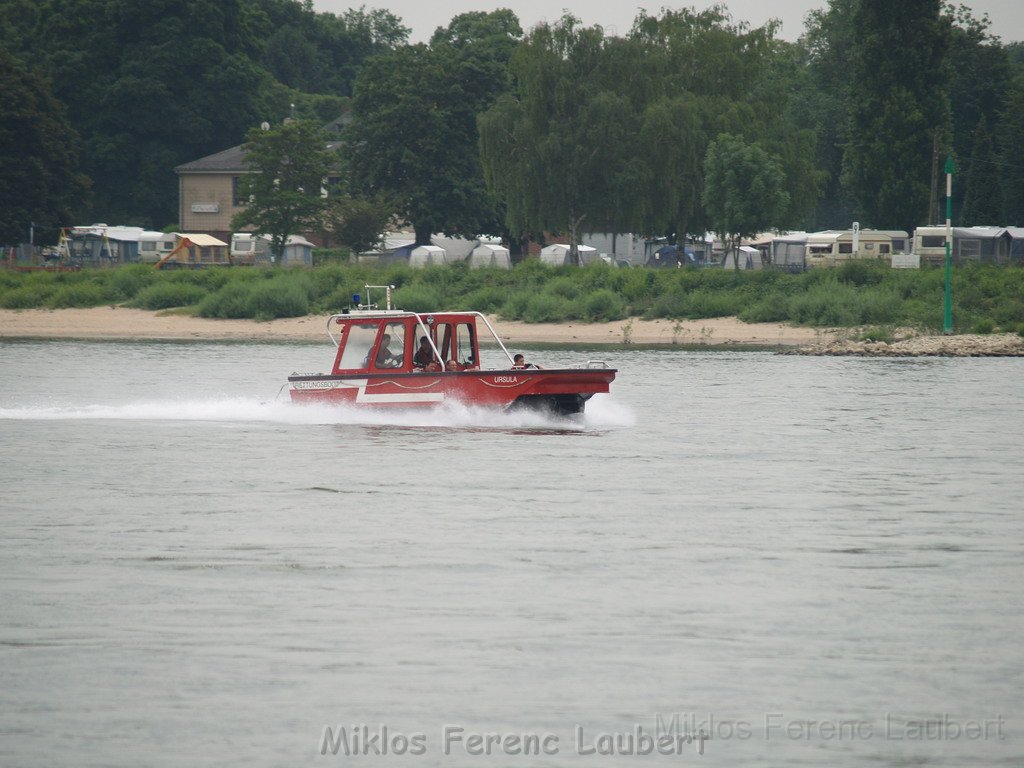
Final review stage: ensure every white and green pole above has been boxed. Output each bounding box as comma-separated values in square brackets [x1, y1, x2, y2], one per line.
[943, 154, 954, 334]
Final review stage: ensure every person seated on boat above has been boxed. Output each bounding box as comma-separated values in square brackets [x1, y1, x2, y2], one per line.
[512, 354, 542, 370]
[413, 336, 437, 368]
[375, 334, 401, 368]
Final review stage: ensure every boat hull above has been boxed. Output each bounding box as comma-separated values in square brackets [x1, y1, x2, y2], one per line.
[288, 368, 616, 415]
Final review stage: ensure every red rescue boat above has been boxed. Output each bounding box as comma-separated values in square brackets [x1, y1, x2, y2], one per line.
[288, 286, 616, 416]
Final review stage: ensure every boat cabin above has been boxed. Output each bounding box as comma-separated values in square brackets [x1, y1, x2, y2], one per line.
[330, 311, 487, 375]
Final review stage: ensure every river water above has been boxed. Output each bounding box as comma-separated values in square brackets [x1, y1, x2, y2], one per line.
[0, 340, 1021, 768]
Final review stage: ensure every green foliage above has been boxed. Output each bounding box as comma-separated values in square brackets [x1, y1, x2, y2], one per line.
[3, 1, 407, 227]
[392, 285, 443, 312]
[347, 11, 516, 244]
[1, 285, 54, 309]
[129, 282, 206, 310]
[738, 293, 791, 323]
[580, 289, 626, 321]
[197, 283, 253, 319]
[521, 293, 574, 323]
[323, 196, 392, 254]
[844, 0, 950, 231]
[703, 133, 790, 260]
[109, 265, 156, 300]
[460, 286, 509, 313]
[543, 277, 580, 300]
[231, 120, 333, 264]
[247, 281, 310, 321]
[48, 281, 113, 308]
[0, 49, 89, 242]
[2, 261, 1024, 331]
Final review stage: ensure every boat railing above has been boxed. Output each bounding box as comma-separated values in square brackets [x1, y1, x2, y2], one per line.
[323, 309, 516, 367]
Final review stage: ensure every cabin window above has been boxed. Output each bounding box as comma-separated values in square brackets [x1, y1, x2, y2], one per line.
[839, 243, 853, 254]
[140, 242, 155, 252]
[864, 242, 874, 251]
[921, 235, 945, 248]
[372, 322, 406, 370]
[879, 244, 890, 254]
[437, 323, 454, 364]
[456, 323, 476, 367]
[337, 324, 378, 371]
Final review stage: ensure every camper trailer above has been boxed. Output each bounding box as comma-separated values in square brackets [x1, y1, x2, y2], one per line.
[65, 225, 148, 265]
[229, 233, 315, 266]
[137, 232, 178, 264]
[912, 226, 1010, 266]
[805, 229, 909, 268]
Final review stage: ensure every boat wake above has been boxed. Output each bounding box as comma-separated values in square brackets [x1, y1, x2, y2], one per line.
[0, 393, 634, 431]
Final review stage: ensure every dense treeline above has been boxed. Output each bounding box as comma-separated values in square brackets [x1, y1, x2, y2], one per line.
[1, 0, 1023, 247]
[1, 261, 1023, 335]
[0, 0, 407, 237]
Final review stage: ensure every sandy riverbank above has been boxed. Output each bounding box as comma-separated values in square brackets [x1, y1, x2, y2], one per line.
[0, 307, 836, 346]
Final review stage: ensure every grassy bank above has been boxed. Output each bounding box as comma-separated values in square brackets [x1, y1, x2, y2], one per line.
[1, 260, 1022, 335]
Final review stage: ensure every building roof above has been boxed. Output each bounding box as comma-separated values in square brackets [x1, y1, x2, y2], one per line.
[175, 137, 343, 174]
[180, 233, 228, 247]
[175, 144, 250, 173]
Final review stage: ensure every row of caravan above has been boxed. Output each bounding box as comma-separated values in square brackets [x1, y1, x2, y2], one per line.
[63, 226, 314, 268]
[770, 226, 1024, 271]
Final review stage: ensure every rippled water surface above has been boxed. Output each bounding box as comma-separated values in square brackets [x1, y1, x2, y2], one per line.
[1, 340, 1022, 767]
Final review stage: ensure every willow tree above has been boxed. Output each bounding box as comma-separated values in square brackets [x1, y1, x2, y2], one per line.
[628, 6, 816, 240]
[478, 16, 617, 263]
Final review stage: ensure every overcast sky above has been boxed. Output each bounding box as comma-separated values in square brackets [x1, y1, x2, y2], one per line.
[312, 0, 1024, 44]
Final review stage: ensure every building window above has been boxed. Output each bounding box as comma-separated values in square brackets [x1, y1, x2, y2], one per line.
[232, 176, 247, 207]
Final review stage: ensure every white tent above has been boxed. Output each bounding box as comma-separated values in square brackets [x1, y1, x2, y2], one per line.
[409, 245, 447, 267]
[469, 243, 511, 269]
[722, 245, 763, 270]
[430, 235, 477, 261]
[539, 243, 597, 266]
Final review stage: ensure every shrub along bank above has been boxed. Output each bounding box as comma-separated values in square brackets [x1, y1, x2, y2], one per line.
[1, 261, 1022, 334]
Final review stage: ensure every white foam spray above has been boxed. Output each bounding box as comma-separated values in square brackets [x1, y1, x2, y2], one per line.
[0, 394, 634, 431]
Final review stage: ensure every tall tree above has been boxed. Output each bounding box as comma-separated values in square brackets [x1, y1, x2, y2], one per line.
[996, 74, 1024, 225]
[323, 194, 393, 254]
[793, 0, 858, 228]
[347, 10, 518, 245]
[945, 5, 1011, 220]
[702, 133, 789, 268]
[960, 116, 1002, 225]
[231, 119, 333, 264]
[843, 0, 951, 231]
[479, 16, 622, 261]
[0, 49, 89, 244]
